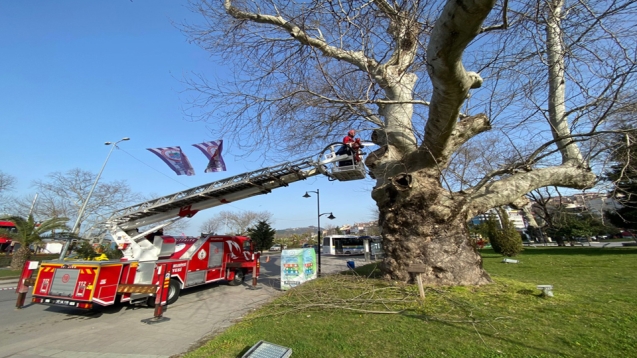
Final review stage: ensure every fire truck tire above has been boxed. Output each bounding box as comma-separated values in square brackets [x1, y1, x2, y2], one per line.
[167, 279, 181, 305]
[147, 279, 181, 307]
[228, 269, 245, 286]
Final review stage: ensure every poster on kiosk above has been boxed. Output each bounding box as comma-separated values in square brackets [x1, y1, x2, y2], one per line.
[280, 248, 317, 290]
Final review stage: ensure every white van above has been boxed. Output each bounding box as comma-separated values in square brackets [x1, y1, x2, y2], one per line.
[269, 244, 287, 251]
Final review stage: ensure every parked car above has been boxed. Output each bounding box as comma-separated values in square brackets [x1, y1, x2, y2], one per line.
[269, 244, 287, 251]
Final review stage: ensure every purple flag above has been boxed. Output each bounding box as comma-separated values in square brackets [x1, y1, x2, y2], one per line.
[192, 140, 227, 173]
[147, 146, 195, 176]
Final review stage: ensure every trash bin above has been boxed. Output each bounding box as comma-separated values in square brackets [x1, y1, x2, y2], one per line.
[347, 260, 355, 269]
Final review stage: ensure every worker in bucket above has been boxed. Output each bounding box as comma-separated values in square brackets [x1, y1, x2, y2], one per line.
[336, 129, 362, 165]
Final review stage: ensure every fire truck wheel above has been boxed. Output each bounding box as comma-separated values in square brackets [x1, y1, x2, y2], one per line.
[147, 279, 181, 307]
[167, 279, 181, 305]
[228, 270, 245, 286]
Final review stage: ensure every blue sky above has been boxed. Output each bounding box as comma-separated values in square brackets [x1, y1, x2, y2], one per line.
[0, 1, 378, 234]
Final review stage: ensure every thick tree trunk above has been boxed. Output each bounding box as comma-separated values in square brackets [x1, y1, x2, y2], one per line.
[10, 246, 32, 271]
[374, 171, 491, 285]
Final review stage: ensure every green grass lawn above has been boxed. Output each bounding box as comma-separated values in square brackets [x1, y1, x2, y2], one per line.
[0, 269, 20, 279]
[0, 254, 60, 279]
[183, 247, 637, 358]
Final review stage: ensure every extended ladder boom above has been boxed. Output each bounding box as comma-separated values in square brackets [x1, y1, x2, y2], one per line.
[108, 155, 319, 231]
[107, 144, 367, 260]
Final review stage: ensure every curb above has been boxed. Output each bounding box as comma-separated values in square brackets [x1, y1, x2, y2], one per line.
[0, 277, 19, 282]
[0, 278, 18, 291]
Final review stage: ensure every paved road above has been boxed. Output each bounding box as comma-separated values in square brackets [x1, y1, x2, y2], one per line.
[0, 254, 364, 358]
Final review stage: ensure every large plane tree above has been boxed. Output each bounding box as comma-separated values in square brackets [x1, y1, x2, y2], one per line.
[183, 0, 637, 285]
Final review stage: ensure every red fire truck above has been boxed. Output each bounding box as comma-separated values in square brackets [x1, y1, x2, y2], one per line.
[0, 221, 16, 253]
[17, 143, 369, 310]
[26, 234, 259, 309]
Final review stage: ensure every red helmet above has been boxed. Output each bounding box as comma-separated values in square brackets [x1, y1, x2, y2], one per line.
[348, 130, 356, 137]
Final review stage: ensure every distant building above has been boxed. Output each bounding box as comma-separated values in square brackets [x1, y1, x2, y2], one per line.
[535, 192, 621, 217]
[470, 208, 527, 230]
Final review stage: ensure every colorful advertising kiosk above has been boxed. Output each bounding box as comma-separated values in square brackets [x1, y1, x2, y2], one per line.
[280, 248, 317, 290]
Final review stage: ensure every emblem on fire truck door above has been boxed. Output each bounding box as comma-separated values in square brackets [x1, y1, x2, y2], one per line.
[226, 240, 241, 259]
[198, 250, 207, 260]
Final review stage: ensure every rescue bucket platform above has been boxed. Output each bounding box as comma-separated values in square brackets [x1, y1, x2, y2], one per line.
[318, 142, 368, 181]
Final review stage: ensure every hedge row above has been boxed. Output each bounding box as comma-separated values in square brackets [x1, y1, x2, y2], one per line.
[0, 254, 60, 268]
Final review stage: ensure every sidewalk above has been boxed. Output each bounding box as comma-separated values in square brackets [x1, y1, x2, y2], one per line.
[0, 265, 19, 290]
[0, 278, 18, 290]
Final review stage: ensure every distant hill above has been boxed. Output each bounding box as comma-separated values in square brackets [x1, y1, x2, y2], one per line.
[275, 226, 316, 237]
[275, 220, 379, 237]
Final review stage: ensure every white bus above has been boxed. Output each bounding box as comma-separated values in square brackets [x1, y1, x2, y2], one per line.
[322, 235, 365, 255]
[360, 236, 383, 258]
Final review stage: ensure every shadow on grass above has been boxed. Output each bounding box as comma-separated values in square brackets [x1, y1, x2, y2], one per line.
[342, 262, 384, 279]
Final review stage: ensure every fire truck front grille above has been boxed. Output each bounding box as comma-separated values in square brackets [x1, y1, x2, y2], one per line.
[49, 269, 80, 297]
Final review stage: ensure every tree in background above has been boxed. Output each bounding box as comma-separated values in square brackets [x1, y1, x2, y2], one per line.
[490, 210, 524, 257]
[183, 1, 636, 284]
[605, 128, 637, 231]
[547, 210, 615, 244]
[73, 240, 103, 260]
[11, 169, 140, 237]
[199, 215, 222, 235]
[247, 220, 276, 253]
[527, 188, 564, 245]
[0, 215, 70, 270]
[71, 241, 123, 260]
[0, 171, 16, 214]
[101, 242, 124, 260]
[472, 210, 523, 257]
[0, 171, 15, 194]
[203, 210, 273, 235]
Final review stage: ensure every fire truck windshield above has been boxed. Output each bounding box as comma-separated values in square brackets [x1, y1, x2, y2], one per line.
[0, 223, 17, 233]
[0, 222, 17, 245]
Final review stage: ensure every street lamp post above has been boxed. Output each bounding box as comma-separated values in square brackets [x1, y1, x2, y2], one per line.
[58, 137, 130, 259]
[303, 189, 335, 277]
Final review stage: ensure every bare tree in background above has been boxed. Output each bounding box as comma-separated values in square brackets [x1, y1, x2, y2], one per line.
[159, 220, 192, 236]
[12, 169, 141, 237]
[0, 171, 17, 214]
[183, 0, 637, 284]
[199, 215, 223, 235]
[0, 171, 15, 194]
[202, 210, 273, 235]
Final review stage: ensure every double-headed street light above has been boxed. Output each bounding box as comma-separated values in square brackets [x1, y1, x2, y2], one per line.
[59, 137, 130, 259]
[303, 189, 335, 277]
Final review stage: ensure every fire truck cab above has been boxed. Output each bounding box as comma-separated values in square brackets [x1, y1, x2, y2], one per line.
[0, 221, 16, 253]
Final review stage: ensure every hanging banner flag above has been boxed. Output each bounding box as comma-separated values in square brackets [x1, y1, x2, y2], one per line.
[147, 146, 195, 176]
[192, 140, 227, 173]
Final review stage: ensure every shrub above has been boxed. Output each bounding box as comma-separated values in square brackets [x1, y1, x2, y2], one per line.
[485, 209, 524, 257]
[102, 243, 123, 260]
[74, 240, 102, 260]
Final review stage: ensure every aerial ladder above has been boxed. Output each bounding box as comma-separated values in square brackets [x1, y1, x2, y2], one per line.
[107, 142, 370, 261]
